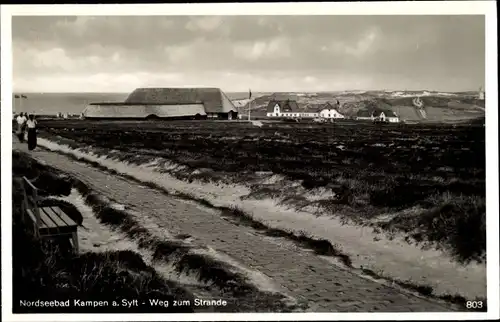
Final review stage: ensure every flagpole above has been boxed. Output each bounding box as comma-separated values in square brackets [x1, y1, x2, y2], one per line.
[248, 100, 251, 121]
[248, 89, 251, 122]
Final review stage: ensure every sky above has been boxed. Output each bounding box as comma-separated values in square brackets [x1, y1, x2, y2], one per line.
[12, 15, 485, 93]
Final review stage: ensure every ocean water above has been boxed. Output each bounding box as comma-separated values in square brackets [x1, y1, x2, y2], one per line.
[12, 93, 129, 116]
[11, 92, 266, 116]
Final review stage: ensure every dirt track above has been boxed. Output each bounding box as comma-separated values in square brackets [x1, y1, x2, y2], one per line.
[13, 138, 457, 312]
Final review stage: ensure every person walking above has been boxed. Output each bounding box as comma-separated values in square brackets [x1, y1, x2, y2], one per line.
[15, 112, 27, 142]
[26, 114, 38, 150]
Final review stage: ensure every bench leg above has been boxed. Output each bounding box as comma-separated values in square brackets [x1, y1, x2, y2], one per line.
[33, 222, 40, 239]
[71, 231, 79, 253]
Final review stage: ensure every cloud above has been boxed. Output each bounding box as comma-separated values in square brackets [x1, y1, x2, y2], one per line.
[325, 27, 380, 58]
[11, 15, 485, 92]
[185, 16, 223, 32]
[232, 37, 291, 61]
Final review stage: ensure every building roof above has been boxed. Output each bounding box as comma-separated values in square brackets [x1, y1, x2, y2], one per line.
[374, 109, 398, 117]
[322, 102, 334, 110]
[356, 110, 373, 117]
[266, 100, 300, 113]
[323, 101, 340, 108]
[320, 102, 342, 113]
[356, 108, 398, 118]
[124, 87, 236, 113]
[300, 104, 323, 113]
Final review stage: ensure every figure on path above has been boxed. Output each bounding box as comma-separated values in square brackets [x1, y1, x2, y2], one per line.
[26, 114, 38, 150]
[16, 112, 27, 142]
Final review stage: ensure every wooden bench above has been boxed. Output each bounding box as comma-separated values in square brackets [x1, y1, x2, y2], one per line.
[20, 176, 79, 252]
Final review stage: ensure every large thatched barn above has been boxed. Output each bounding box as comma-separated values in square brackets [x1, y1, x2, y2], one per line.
[82, 87, 238, 120]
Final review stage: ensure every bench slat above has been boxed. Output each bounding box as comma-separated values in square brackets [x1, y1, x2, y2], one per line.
[39, 210, 59, 229]
[39, 225, 77, 236]
[48, 206, 77, 227]
[48, 206, 72, 226]
[41, 207, 68, 227]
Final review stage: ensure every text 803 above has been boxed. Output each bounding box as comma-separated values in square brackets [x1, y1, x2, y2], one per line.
[466, 301, 483, 309]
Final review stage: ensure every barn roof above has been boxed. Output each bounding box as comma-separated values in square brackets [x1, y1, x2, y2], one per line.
[124, 87, 236, 113]
[266, 100, 300, 113]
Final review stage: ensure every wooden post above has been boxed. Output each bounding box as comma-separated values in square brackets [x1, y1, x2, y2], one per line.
[23, 177, 41, 237]
[72, 231, 79, 253]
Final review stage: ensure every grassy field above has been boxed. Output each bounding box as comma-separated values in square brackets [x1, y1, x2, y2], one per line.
[38, 119, 486, 265]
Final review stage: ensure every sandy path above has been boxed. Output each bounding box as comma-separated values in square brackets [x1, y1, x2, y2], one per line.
[14, 139, 455, 312]
[55, 191, 242, 312]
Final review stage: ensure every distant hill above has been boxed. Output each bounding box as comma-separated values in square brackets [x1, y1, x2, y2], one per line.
[234, 90, 485, 122]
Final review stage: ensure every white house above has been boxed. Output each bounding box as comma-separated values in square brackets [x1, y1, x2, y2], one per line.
[266, 100, 319, 118]
[319, 102, 345, 119]
[375, 110, 400, 123]
[356, 109, 400, 123]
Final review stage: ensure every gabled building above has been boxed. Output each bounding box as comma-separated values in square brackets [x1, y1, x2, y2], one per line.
[374, 109, 399, 123]
[266, 99, 318, 118]
[318, 102, 345, 119]
[83, 87, 238, 120]
[356, 109, 400, 123]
